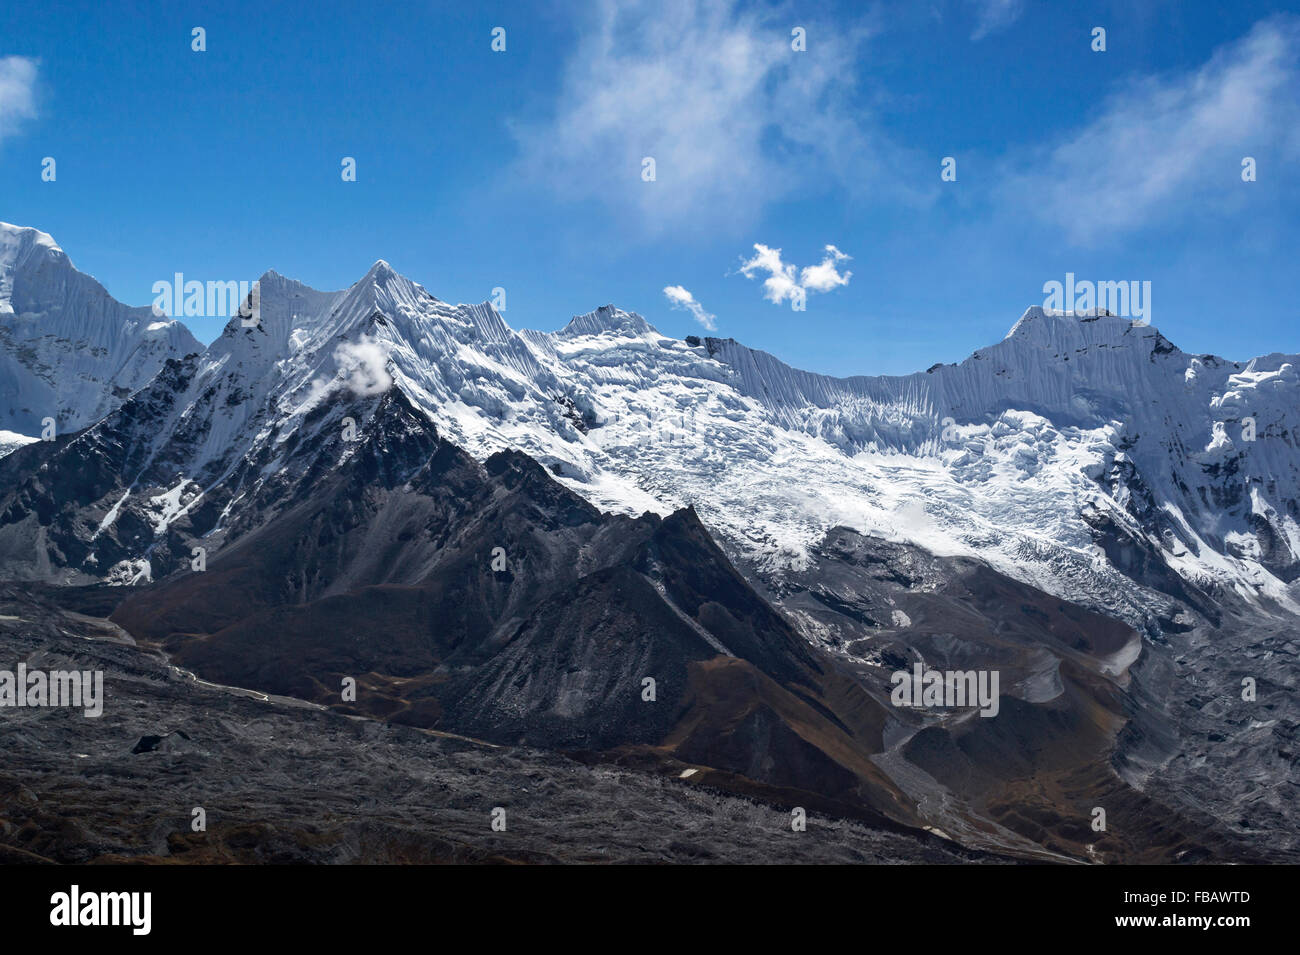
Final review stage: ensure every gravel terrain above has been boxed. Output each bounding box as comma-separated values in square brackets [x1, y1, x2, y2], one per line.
[0, 586, 995, 865]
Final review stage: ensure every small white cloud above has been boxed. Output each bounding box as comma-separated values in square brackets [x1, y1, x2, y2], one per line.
[738, 243, 852, 306]
[334, 338, 393, 396]
[663, 285, 716, 331]
[799, 245, 853, 293]
[967, 0, 1023, 41]
[738, 244, 799, 305]
[0, 56, 38, 145]
[307, 336, 393, 406]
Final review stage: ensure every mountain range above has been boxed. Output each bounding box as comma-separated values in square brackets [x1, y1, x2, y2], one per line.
[1, 220, 1295, 864]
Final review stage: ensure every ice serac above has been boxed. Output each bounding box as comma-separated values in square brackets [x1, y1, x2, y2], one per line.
[0, 222, 202, 439]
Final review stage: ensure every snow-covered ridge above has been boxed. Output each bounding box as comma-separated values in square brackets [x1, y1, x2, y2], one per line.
[3, 223, 1298, 630]
[557, 304, 659, 339]
[0, 221, 202, 439]
[0, 222, 62, 315]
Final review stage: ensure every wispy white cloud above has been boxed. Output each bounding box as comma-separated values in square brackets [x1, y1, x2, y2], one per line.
[334, 338, 392, 396]
[1000, 16, 1300, 244]
[967, 0, 1023, 41]
[509, 0, 918, 231]
[663, 285, 716, 330]
[307, 336, 393, 406]
[0, 56, 38, 146]
[737, 243, 852, 306]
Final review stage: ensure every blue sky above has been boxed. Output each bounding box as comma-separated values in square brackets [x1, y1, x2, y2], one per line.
[3, 0, 1299, 376]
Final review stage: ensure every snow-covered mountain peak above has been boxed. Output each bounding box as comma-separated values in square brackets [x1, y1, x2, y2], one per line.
[330, 259, 434, 330]
[1002, 304, 1164, 350]
[364, 258, 395, 279]
[1, 221, 68, 314]
[0, 222, 202, 438]
[0, 220, 62, 259]
[556, 304, 659, 339]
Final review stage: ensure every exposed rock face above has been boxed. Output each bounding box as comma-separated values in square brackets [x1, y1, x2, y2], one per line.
[0, 584, 996, 865]
[96, 392, 913, 829]
[742, 527, 1292, 863]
